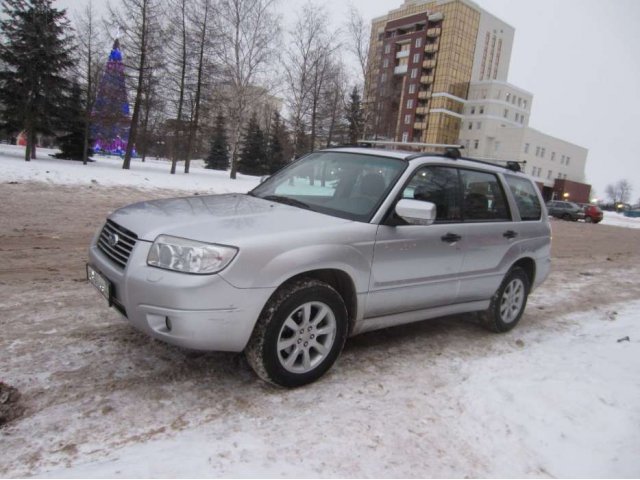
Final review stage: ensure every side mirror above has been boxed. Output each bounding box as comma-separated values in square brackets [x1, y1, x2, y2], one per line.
[259, 175, 270, 184]
[396, 199, 436, 225]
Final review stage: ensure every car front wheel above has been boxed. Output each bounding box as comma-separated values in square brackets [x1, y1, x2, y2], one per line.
[480, 267, 530, 333]
[245, 278, 348, 388]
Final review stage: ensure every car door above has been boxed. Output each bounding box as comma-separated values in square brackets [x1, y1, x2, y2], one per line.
[456, 169, 518, 303]
[366, 165, 466, 319]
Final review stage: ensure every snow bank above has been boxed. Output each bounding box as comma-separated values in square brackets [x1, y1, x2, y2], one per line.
[601, 211, 640, 230]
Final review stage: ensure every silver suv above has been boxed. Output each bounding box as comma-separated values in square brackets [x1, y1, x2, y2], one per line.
[87, 148, 551, 387]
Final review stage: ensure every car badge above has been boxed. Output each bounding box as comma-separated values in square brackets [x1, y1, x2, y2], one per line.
[107, 232, 120, 247]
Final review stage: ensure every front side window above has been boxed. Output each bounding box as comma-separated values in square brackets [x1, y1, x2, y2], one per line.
[251, 152, 406, 222]
[505, 175, 542, 221]
[402, 166, 462, 222]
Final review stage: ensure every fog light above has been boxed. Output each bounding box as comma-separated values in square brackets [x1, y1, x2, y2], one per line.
[165, 316, 172, 332]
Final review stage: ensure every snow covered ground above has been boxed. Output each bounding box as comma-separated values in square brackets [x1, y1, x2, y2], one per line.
[1, 145, 640, 477]
[0, 144, 260, 194]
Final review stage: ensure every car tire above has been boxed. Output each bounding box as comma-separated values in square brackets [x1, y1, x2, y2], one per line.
[245, 278, 348, 388]
[562, 213, 571, 221]
[480, 267, 530, 333]
[585, 216, 593, 223]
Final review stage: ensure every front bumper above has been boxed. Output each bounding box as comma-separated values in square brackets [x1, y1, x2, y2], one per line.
[88, 241, 275, 352]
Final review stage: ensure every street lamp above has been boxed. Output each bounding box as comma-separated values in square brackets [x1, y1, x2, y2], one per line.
[563, 192, 570, 199]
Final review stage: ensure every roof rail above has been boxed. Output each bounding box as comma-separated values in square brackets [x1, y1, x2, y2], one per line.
[358, 140, 464, 150]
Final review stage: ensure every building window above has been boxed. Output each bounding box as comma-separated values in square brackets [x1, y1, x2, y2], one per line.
[547, 170, 552, 179]
[520, 115, 525, 124]
[384, 44, 391, 54]
[535, 146, 540, 157]
[404, 114, 412, 125]
[566, 157, 571, 166]
[473, 139, 479, 149]
[541, 148, 545, 158]
[411, 68, 418, 79]
[551, 152, 556, 161]
[506, 93, 511, 102]
[407, 99, 414, 109]
[560, 155, 565, 165]
[495, 141, 500, 152]
[413, 53, 420, 63]
[401, 132, 409, 143]
[504, 109, 508, 118]
[479, 106, 484, 114]
[380, 73, 387, 83]
[470, 106, 475, 114]
[468, 122, 472, 130]
[476, 122, 482, 129]
[524, 143, 529, 154]
[415, 38, 422, 48]
[523, 99, 528, 109]
[383, 58, 389, 68]
[515, 113, 519, 122]
[408, 84, 416, 94]
[518, 97, 522, 107]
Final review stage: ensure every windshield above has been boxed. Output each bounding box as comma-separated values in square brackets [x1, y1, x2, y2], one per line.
[250, 151, 407, 222]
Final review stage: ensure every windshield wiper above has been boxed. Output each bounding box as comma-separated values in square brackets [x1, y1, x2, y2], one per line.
[262, 195, 311, 210]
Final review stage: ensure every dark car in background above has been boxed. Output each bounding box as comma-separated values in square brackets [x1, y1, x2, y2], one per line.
[546, 200, 585, 221]
[580, 203, 603, 223]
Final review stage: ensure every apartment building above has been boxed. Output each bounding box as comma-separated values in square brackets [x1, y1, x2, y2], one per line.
[365, 0, 590, 201]
[366, 0, 513, 145]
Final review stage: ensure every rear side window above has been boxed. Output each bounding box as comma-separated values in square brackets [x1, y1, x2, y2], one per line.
[505, 176, 542, 221]
[459, 169, 511, 221]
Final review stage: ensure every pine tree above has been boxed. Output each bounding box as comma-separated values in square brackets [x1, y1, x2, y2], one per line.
[238, 113, 267, 176]
[266, 111, 288, 174]
[55, 82, 93, 160]
[345, 86, 363, 145]
[205, 113, 229, 170]
[0, 0, 76, 161]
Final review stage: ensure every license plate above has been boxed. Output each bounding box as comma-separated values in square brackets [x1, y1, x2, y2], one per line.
[87, 264, 112, 305]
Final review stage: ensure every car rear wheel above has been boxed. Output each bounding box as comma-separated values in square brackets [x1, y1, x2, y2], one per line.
[245, 278, 348, 388]
[480, 267, 530, 333]
[562, 213, 571, 221]
[585, 216, 593, 223]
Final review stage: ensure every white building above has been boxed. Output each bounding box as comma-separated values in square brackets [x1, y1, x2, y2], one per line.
[458, 80, 588, 188]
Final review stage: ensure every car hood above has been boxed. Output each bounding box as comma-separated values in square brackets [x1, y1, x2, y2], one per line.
[109, 193, 352, 245]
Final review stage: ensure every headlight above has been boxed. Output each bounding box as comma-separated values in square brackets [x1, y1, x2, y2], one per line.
[147, 235, 238, 274]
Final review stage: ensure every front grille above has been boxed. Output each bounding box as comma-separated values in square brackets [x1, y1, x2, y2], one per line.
[97, 220, 138, 269]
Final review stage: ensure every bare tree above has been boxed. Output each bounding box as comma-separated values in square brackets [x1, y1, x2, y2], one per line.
[605, 179, 633, 204]
[216, 0, 280, 179]
[283, 2, 337, 156]
[73, 1, 108, 165]
[109, 0, 164, 170]
[344, 4, 373, 138]
[184, 0, 216, 174]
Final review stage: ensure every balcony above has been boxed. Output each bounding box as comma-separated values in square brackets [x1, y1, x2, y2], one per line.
[395, 50, 410, 59]
[422, 59, 436, 69]
[426, 27, 441, 38]
[420, 75, 434, 84]
[416, 107, 429, 115]
[424, 43, 439, 53]
[418, 90, 432, 100]
[413, 122, 427, 130]
[394, 64, 408, 75]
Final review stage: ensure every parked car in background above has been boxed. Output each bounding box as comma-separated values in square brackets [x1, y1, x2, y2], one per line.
[546, 200, 585, 221]
[579, 203, 603, 223]
[87, 147, 551, 387]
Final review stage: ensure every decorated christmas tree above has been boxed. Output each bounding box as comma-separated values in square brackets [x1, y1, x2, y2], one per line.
[91, 39, 131, 155]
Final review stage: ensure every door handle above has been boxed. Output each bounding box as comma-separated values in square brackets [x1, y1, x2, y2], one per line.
[503, 230, 518, 239]
[441, 233, 462, 243]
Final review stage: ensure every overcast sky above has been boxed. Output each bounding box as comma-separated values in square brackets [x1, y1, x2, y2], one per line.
[56, 0, 640, 201]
